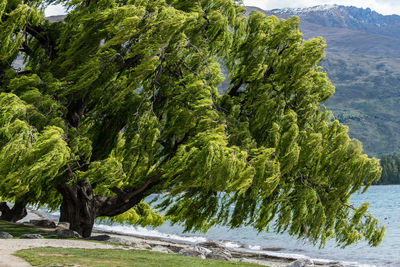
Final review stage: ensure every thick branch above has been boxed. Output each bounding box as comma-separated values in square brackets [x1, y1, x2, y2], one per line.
[0, 201, 27, 222]
[228, 78, 244, 97]
[56, 184, 79, 205]
[119, 54, 143, 73]
[25, 24, 57, 60]
[66, 95, 88, 128]
[0, 202, 11, 216]
[110, 172, 163, 203]
[97, 172, 163, 217]
[20, 42, 33, 57]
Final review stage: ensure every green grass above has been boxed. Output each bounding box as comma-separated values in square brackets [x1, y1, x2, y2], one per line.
[15, 247, 261, 267]
[0, 220, 58, 238]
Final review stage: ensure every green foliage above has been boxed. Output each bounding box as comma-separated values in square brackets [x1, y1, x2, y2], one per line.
[0, 92, 69, 206]
[98, 201, 164, 226]
[0, 0, 384, 247]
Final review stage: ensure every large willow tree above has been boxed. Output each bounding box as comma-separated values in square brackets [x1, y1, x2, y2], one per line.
[0, 0, 384, 246]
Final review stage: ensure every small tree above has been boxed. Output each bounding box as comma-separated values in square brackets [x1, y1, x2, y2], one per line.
[376, 154, 400, 184]
[0, 0, 384, 246]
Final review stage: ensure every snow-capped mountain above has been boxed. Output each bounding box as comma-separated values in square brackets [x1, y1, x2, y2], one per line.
[246, 5, 400, 56]
[270, 4, 337, 15]
[267, 5, 400, 38]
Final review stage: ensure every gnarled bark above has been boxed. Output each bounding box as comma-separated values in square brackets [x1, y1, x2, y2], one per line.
[57, 182, 97, 237]
[57, 173, 162, 237]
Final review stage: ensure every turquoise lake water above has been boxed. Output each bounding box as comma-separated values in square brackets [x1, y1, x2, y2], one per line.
[41, 185, 400, 266]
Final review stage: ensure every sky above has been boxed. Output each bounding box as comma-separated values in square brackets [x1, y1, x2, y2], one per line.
[45, 0, 400, 16]
[45, 5, 66, 16]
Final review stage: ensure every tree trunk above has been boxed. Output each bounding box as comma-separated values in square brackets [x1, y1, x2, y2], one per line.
[57, 173, 162, 237]
[57, 183, 97, 238]
[0, 201, 27, 222]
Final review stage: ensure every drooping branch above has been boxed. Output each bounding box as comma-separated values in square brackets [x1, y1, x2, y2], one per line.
[297, 171, 372, 220]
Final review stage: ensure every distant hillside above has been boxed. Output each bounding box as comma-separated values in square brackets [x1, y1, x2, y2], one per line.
[322, 53, 400, 155]
[46, 15, 66, 22]
[245, 5, 400, 156]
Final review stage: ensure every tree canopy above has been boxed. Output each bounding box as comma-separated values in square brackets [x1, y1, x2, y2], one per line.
[0, 0, 384, 246]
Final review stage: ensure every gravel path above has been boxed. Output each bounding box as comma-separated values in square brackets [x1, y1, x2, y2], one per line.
[0, 239, 119, 267]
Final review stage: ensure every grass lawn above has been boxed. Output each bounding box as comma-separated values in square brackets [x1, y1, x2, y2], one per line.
[0, 220, 58, 238]
[1, 221, 261, 266]
[15, 247, 261, 267]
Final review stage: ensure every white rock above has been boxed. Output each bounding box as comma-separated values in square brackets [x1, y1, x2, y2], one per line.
[286, 258, 314, 267]
[197, 241, 226, 249]
[56, 222, 70, 229]
[206, 250, 232, 261]
[151, 245, 173, 254]
[179, 246, 212, 259]
[19, 234, 44, 239]
[132, 242, 152, 250]
[54, 228, 81, 239]
[85, 234, 112, 241]
[0, 232, 13, 239]
[30, 219, 56, 228]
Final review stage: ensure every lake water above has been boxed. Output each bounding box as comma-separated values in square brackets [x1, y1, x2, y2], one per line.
[39, 185, 400, 266]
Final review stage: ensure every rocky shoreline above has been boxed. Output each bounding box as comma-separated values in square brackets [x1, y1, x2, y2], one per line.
[6, 209, 349, 267]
